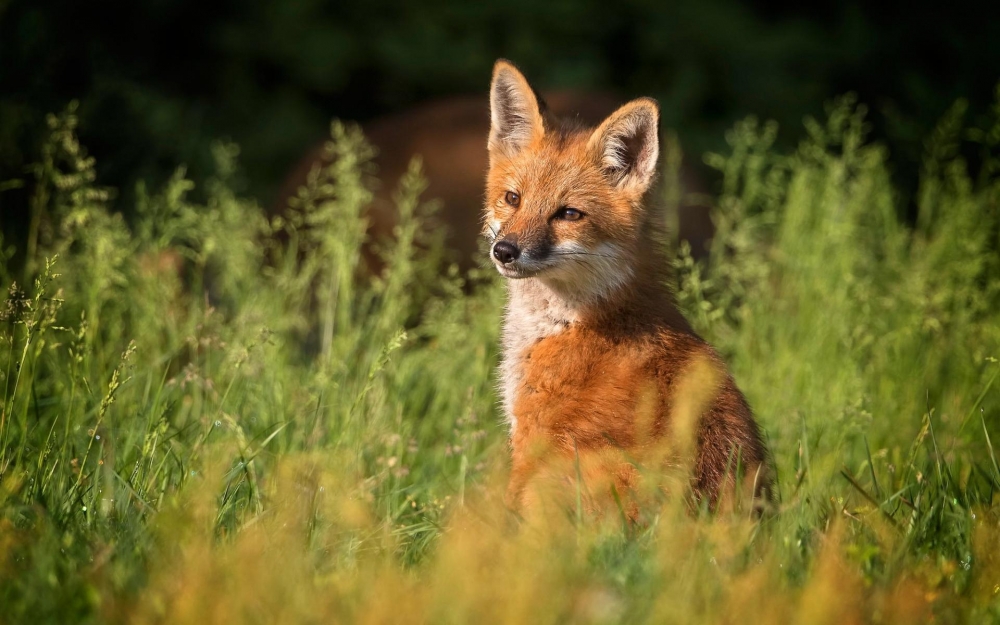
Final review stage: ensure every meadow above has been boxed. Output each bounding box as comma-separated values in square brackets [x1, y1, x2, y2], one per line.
[2, 92, 1000, 623]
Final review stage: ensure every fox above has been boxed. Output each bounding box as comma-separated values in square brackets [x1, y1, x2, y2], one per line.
[483, 60, 771, 520]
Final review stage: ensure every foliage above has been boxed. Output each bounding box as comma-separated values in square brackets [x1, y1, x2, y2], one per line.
[2, 94, 1000, 623]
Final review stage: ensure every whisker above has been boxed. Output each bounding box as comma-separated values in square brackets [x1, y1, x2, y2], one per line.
[549, 251, 619, 260]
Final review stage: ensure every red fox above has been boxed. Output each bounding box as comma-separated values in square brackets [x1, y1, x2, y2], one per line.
[484, 60, 770, 519]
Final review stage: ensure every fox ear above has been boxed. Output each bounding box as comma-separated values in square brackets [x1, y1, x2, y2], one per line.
[489, 60, 545, 159]
[588, 98, 660, 195]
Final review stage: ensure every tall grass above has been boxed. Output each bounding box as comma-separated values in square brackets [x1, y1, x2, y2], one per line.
[1, 92, 999, 623]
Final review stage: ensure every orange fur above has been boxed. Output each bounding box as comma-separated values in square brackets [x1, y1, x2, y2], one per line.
[483, 60, 771, 520]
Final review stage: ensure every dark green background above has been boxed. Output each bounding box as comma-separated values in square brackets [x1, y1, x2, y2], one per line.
[1, 0, 998, 232]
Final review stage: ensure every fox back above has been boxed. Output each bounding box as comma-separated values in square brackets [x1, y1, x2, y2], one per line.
[483, 60, 771, 519]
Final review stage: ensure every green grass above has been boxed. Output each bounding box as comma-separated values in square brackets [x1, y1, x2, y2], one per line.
[2, 93, 1000, 623]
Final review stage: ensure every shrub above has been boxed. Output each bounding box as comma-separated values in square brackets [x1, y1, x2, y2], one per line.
[2, 93, 999, 622]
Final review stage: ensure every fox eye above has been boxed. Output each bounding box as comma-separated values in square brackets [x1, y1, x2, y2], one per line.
[504, 191, 521, 208]
[554, 207, 584, 221]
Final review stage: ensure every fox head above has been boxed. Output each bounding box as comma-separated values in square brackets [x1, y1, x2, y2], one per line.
[483, 59, 660, 300]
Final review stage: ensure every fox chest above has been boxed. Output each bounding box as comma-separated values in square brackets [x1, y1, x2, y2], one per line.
[500, 324, 659, 447]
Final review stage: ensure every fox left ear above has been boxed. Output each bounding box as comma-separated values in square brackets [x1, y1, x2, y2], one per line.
[488, 60, 545, 161]
[588, 98, 660, 195]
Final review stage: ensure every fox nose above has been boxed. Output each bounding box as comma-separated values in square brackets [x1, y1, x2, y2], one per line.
[492, 240, 521, 264]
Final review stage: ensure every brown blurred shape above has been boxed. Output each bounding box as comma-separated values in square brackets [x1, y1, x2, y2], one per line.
[274, 92, 713, 274]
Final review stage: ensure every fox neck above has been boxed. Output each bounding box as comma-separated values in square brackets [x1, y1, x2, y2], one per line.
[499, 277, 583, 434]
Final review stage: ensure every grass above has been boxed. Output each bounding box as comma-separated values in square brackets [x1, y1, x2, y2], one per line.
[2, 92, 1000, 623]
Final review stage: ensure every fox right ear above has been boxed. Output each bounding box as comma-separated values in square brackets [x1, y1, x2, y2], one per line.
[588, 98, 660, 196]
[488, 60, 544, 159]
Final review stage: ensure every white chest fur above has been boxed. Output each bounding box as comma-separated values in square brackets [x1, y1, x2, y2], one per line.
[499, 279, 579, 435]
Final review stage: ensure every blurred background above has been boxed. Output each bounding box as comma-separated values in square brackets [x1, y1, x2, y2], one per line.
[1, 0, 998, 257]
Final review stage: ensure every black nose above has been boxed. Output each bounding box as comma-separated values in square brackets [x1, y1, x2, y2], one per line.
[492, 240, 520, 264]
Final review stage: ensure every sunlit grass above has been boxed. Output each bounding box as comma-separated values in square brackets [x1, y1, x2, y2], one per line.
[2, 92, 1000, 623]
